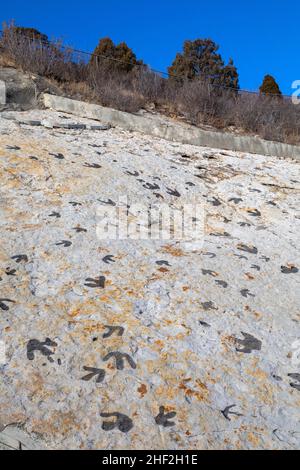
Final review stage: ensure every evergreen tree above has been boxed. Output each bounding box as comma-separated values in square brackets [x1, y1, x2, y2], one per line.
[259, 75, 282, 96]
[13, 26, 49, 44]
[168, 38, 239, 89]
[220, 58, 239, 89]
[90, 37, 141, 73]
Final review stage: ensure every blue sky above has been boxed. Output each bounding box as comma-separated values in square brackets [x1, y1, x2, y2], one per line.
[1, 0, 299, 95]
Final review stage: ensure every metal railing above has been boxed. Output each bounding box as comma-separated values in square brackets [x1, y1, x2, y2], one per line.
[0, 29, 290, 99]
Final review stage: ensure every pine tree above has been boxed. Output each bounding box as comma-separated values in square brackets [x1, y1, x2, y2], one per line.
[90, 37, 141, 73]
[13, 27, 49, 44]
[1, 22, 50, 47]
[168, 38, 239, 89]
[220, 58, 239, 89]
[259, 75, 282, 96]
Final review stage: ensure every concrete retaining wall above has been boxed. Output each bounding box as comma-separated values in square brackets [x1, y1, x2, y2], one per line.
[43, 93, 300, 161]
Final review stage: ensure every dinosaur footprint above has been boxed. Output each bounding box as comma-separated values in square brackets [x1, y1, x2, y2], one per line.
[103, 326, 124, 339]
[84, 276, 106, 288]
[102, 352, 136, 370]
[155, 406, 177, 427]
[11, 254, 28, 263]
[100, 412, 133, 433]
[234, 332, 262, 354]
[0, 298, 16, 311]
[288, 374, 300, 391]
[56, 240, 72, 247]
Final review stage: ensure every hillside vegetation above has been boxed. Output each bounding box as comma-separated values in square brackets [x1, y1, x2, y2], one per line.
[1, 22, 300, 145]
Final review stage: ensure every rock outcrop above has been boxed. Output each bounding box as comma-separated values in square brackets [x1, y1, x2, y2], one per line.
[0, 109, 299, 449]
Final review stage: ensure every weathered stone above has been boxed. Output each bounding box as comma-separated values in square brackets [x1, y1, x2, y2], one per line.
[19, 120, 42, 126]
[53, 122, 86, 130]
[0, 426, 45, 450]
[0, 108, 299, 450]
[87, 124, 111, 131]
[0, 67, 37, 111]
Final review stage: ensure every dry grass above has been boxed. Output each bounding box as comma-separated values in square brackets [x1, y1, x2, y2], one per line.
[1, 25, 300, 145]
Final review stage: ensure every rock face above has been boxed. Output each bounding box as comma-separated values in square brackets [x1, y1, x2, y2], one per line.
[0, 109, 299, 450]
[0, 67, 62, 111]
[0, 67, 37, 111]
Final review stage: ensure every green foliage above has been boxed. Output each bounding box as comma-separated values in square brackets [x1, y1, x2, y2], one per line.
[2, 21, 50, 45]
[13, 27, 49, 44]
[259, 75, 282, 96]
[168, 38, 239, 89]
[90, 37, 142, 73]
[220, 58, 239, 89]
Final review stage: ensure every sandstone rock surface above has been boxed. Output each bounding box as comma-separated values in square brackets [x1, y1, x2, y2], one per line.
[0, 109, 299, 450]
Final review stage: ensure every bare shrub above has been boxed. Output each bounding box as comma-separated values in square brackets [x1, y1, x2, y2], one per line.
[131, 67, 166, 105]
[1, 22, 300, 145]
[0, 23, 84, 83]
[86, 63, 146, 112]
[170, 79, 237, 128]
[235, 94, 300, 143]
[167, 80, 300, 144]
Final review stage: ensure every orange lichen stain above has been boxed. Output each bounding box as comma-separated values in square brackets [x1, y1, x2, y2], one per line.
[67, 299, 101, 318]
[244, 359, 275, 405]
[245, 272, 255, 280]
[26, 371, 50, 398]
[82, 323, 104, 334]
[158, 267, 169, 273]
[220, 334, 236, 352]
[125, 290, 136, 296]
[155, 386, 177, 400]
[99, 295, 112, 302]
[178, 379, 209, 402]
[196, 379, 209, 392]
[246, 432, 260, 448]
[32, 411, 80, 437]
[208, 271, 219, 277]
[106, 363, 115, 370]
[22, 224, 43, 231]
[162, 245, 185, 257]
[148, 274, 163, 282]
[244, 306, 263, 319]
[245, 365, 268, 381]
[253, 310, 263, 319]
[163, 405, 176, 413]
[167, 332, 186, 341]
[202, 370, 217, 385]
[68, 307, 82, 318]
[137, 384, 147, 398]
